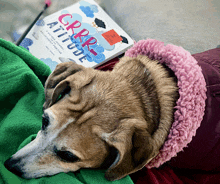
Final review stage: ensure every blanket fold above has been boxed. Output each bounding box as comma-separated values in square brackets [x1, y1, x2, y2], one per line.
[0, 38, 133, 184]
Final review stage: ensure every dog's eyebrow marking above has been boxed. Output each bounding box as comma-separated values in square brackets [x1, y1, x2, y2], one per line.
[66, 118, 75, 124]
[42, 110, 76, 144]
[55, 118, 75, 138]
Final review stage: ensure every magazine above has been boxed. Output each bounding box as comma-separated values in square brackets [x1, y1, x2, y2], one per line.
[20, 0, 134, 71]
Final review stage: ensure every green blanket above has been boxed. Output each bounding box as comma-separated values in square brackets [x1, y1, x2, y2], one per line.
[0, 38, 133, 184]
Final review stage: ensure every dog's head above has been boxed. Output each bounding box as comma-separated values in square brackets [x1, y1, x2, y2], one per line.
[4, 62, 158, 181]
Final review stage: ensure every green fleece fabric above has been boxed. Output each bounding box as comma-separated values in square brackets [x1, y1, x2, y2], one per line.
[0, 38, 133, 184]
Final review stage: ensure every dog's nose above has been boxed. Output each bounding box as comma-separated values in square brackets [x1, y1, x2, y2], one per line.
[4, 157, 24, 177]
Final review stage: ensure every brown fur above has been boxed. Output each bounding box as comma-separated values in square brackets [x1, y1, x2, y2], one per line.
[43, 55, 178, 180]
[6, 55, 178, 181]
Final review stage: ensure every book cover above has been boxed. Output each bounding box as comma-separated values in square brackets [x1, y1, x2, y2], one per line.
[20, 0, 134, 71]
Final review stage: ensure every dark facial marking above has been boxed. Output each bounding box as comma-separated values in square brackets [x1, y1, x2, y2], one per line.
[42, 113, 50, 130]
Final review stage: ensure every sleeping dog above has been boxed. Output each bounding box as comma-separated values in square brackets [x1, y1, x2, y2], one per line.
[4, 54, 178, 181]
[5, 39, 218, 181]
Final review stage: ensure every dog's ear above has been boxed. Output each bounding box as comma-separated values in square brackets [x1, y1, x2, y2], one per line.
[43, 62, 95, 109]
[93, 119, 158, 181]
[44, 62, 84, 109]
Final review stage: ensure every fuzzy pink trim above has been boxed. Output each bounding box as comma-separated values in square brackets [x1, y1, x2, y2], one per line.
[125, 39, 207, 168]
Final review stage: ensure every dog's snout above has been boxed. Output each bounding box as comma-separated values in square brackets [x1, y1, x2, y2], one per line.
[4, 157, 24, 177]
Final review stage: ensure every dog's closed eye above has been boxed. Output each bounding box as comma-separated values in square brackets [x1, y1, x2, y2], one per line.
[54, 147, 79, 163]
[42, 113, 50, 130]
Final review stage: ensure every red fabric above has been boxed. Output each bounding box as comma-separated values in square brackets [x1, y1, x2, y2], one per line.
[95, 49, 220, 183]
[168, 48, 220, 171]
[95, 57, 120, 71]
[130, 166, 220, 184]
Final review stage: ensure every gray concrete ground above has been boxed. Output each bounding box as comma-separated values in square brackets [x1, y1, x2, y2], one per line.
[0, 0, 219, 54]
